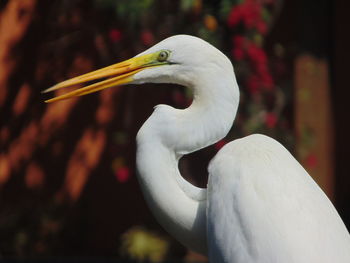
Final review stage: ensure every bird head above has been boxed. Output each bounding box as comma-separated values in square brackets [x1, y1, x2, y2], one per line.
[43, 35, 234, 103]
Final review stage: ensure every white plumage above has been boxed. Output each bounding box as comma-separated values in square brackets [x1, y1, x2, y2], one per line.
[135, 35, 350, 262]
[46, 35, 350, 262]
[208, 134, 350, 262]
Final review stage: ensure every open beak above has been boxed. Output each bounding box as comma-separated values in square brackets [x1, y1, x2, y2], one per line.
[43, 52, 163, 103]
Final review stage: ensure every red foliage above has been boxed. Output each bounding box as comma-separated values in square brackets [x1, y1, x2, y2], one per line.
[109, 29, 122, 43]
[265, 112, 278, 129]
[229, 0, 277, 93]
[256, 20, 267, 34]
[141, 30, 155, 46]
[246, 75, 260, 94]
[305, 154, 318, 169]
[232, 48, 244, 60]
[227, 0, 266, 35]
[246, 43, 274, 91]
[242, 0, 261, 29]
[227, 5, 243, 27]
[232, 35, 246, 60]
[115, 166, 130, 183]
[215, 139, 227, 151]
[247, 43, 267, 65]
[233, 35, 245, 47]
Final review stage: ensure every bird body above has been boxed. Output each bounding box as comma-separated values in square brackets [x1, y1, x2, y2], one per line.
[208, 134, 350, 262]
[45, 35, 350, 262]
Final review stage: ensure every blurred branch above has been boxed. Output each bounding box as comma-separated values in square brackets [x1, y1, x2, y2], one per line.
[0, 0, 37, 106]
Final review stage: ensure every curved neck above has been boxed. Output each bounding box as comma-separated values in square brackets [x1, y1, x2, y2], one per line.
[136, 139, 208, 254]
[136, 74, 239, 254]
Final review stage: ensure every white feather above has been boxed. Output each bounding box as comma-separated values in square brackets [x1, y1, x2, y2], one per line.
[132, 35, 350, 262]
[208, 134, 350, 262]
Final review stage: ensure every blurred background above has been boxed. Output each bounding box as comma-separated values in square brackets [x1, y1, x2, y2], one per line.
[0, 0, 349, 262]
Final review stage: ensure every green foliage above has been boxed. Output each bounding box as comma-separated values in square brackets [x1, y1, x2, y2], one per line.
[94, 0, 155, 25]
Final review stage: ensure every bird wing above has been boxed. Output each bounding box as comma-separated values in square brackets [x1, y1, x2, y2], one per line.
[207, 134, 350, 263]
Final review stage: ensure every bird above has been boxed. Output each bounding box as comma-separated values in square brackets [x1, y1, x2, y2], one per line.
[43, 35, 350, 262]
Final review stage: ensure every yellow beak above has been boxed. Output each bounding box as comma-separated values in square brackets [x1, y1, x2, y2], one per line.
[43, 52, 164, 103]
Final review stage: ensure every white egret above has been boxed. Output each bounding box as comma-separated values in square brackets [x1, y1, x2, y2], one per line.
[44, 35, 350, 262]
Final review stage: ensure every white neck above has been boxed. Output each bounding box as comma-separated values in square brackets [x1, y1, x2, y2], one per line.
[135, 69, 239, 255]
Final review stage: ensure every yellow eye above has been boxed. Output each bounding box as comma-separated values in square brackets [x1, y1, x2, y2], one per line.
[158, 50, 169, 62]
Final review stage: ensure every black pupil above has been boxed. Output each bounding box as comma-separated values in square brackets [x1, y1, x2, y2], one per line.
[159, 52, 167, 60]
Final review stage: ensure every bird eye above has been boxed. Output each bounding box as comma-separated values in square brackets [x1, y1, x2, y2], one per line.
[158, 50, 169, 62]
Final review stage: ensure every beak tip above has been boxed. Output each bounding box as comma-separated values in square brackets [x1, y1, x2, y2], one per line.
[42, 86, 56, 94]
[42, 54, 148, 103]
